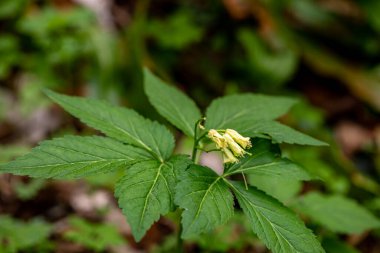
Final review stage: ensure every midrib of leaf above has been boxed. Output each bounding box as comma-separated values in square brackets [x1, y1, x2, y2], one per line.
[159, 163, 174, 207]
[25, 161, 126, 179]
[226, 180, 301, 253]
[11, 159, 129, 169]
[52, 98, 161, 161]
[219, 108, 250, 128]
[47, 143, 141, 160]
[158, 100, 195, 136]
[57, 161, 111, 177]
[23, 141, 144, 168]
[149, 130, 164, 162]
[188, 176, 222, 230]
[40, 149, 68, 162]
[108, 111, 158, 160]
[139, 163, 165, 227]
[213, 182, 227, 220]
[255, 210, 298, 253]
[225, 149, 269, 175]
[227, 161, 281, 175]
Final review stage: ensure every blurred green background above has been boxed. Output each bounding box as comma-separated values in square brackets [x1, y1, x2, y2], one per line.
[1, 0, 380, 252]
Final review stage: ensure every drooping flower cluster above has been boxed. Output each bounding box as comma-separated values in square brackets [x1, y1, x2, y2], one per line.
[207, 129, 252, 163]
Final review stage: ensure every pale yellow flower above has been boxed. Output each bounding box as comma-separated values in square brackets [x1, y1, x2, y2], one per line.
[207, 129, 227, 149]
[222, 148, 239, 163]
[223, 133, 246, 157]
[207, 128, 251, 164]
[225, 129, 252, 149]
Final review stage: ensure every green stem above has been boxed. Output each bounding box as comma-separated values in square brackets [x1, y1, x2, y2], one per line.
[191, 145, 198, 163]
[183, 118, 206, 251]
[242, 172, 248, 190]
[177, 222, 184, 253]
[192, 118, 205, 163]
[195, 132, 207, 144]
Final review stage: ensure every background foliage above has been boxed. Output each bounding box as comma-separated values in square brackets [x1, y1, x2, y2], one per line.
[1, 0, 380, 252]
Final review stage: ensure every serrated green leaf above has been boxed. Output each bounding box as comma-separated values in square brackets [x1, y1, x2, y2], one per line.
[45, 90, 174, 161]
[225, 138, 314, 181]
[144, 69, 201, 137]
[228, 181, 324, 253]
[295, 192, 380, 234]
[175, 165, 234, 238]
[241, 121, 327, 146]
[205, 94, 326, 146]
[115, 156, 191, 241]
[248, 175, 302, 203]
[0, 136, 151, 179]
[169, 154, 193, 179]
[205, 94, 297, 130]
[65, 217, 125, 251]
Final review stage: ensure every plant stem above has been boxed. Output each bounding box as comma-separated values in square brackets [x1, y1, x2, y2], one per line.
[177, 222, 184, 253]
[242, 172, 248, 190]
[192, 118, 205, 163]
[181, 118, 207, 251]
[191, 145, 198, 163]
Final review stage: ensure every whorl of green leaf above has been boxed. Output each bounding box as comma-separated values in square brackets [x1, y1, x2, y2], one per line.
[0, 87, 331, 248]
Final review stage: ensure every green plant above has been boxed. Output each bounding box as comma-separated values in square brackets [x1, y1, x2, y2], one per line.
[13, 178, 46, 201]
[0, 215, 53, 253]
[146, 9, 204, 50]
[64, 216, 126, 252]
[1, 68, 379, 253]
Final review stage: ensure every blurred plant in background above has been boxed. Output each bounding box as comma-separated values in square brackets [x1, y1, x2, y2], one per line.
[1, 0, 380, 252]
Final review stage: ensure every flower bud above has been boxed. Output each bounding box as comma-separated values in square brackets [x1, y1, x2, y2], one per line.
[222, 148, 239, 164]
[225, 129, 252, 149]
[207, 129, 227, 149]
[223, 133, 246, 157]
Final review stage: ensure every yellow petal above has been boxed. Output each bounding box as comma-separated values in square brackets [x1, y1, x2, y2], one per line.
[208, 129, 227, 149]
[226, 129, 252, 149]
[224, 133, 245, 157]
[222, 148, 239, 163]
